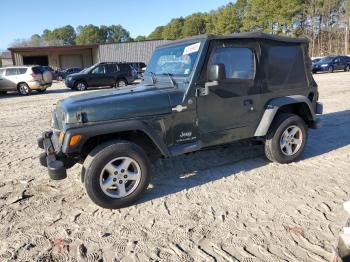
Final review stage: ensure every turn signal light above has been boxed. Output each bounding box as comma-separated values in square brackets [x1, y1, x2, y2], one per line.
[69, 134, 81, 146]
[59, 132, 65, 143]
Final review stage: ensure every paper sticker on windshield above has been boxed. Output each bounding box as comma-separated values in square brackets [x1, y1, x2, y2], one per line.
[183, 42, 201, 55]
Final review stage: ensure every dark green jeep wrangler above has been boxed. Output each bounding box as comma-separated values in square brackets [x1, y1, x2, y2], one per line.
[38, 32, 322, 209]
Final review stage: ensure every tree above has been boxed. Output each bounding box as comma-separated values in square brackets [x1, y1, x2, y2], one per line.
[182, 13, 208, 37]
[30, 34, 43, 46]
[42, 25, 76, 45]
[109, 25, 131, 43]
[208, 3, 242, 34]
[162, 18, 185, 39]
[135, 35, 147, 41]
[148, 26, 165, 39]
[75, 24, 100, 45]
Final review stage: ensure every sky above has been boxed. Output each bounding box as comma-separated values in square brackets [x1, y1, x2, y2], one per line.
[0, 0, 231, 50]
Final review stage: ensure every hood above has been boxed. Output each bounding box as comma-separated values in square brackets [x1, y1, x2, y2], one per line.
[58, 84, 184, 124]
[67, 72, 86, 78]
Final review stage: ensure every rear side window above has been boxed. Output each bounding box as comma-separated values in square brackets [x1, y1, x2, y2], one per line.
[210, 47, 255, 80]
[265, 45, 306, 90]
[5, 68, 18, 76]
[32, 66, 43, 74]
[105, 64, 117, 73]
[118, 64, 130, 72]
[18, 68, 27, 74]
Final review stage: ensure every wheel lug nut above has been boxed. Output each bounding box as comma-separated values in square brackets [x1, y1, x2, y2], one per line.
[124, 175, 127, 179]
[113, 178, 117, 182]
[121, 169, 125, 173]
[114, 171, 118, 175]
[119, 180, 123, 184]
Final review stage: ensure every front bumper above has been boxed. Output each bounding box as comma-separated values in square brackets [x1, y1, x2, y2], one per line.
[28, 81, 52, 90]
[313, 66, 329, 73]
[310, 102, 323, 129]
[65, 79, 75, 88]
[38, 131, 67, 180]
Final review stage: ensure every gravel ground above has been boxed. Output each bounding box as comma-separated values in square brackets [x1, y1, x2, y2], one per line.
[0, 73, 349, 262]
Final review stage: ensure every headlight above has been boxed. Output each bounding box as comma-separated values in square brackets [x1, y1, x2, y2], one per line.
[67, 76, 72, 81]
[321, 64, 329, 67]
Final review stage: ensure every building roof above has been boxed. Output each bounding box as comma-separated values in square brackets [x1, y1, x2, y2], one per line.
[159, 32, 309, 48]
[0, 51, 12, 59]
[8, 44, 98, 52]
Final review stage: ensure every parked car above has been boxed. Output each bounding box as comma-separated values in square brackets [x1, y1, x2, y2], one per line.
[312, 55, 350, 73]
[65, 62, 136, 91]
[57, 67, 82, 81]
[312, 58, 321, 65]
[0, 66, 52, 95]
[38, 32, 322, 209]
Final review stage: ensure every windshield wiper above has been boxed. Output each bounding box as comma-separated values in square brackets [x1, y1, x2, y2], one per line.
[162, 73, 177, 88]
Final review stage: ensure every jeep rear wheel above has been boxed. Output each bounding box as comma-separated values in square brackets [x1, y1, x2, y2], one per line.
[83, 140, 150, 209]
[264, 114, 307, 164]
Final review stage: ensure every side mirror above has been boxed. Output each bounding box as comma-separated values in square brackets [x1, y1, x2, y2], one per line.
[208, 64, 226, 82]
[198, 64, 226, 96]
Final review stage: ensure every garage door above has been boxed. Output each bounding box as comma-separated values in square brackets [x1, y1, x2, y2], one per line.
[23, 56, 48, 66]
[59, 55, 83, 69]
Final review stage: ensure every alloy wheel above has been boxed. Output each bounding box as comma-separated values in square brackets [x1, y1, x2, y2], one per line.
[279, 125, 303, 156]
[76, 82, 86, 91]
[99, 157, 141, 198]
[19, 84, 29, 95]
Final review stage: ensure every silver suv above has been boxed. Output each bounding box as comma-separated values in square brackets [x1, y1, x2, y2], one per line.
[0, 66, 53, 95]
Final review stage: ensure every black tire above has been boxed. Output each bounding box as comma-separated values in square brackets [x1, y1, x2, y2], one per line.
[0, 91, 7, 95]
[36, 89, 47, 93]
[328, 66, 334, 73]
[264, 113, 308, 164]
[345, 65, 350, 72]
[83, 140, 150, 209]
[74, 81, 88, 91]
[116, 79, 127, 88]
[17, 83, 32, 95]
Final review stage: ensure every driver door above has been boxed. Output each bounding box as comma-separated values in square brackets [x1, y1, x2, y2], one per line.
[89, 64, 113, 87]
[196, 41, 262, 146]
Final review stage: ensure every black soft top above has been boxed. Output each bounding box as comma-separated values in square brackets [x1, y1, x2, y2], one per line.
[159, 32, 308, 48]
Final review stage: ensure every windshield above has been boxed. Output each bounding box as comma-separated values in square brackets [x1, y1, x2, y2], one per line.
[80, 64, 96, 74]
[319, 56, 335, 63]
[145, 42, 201, 77]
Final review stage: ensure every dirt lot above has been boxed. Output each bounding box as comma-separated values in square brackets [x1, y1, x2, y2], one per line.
[0, 73, 349, 262]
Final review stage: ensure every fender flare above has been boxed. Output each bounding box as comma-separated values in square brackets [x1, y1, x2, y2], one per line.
[62, 120, 170, 157]
[254, 95, 316, 137]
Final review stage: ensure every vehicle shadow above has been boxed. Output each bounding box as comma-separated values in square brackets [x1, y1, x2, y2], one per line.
[141, 109, 350, 203]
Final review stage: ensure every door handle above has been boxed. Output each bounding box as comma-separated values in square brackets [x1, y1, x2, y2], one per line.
[243, 99, 254, 111]
[243, 99, 253, 106]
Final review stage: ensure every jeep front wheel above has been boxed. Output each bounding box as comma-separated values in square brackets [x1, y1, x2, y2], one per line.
[264, 114, 307, 164]
[83, 141, 150, 209]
